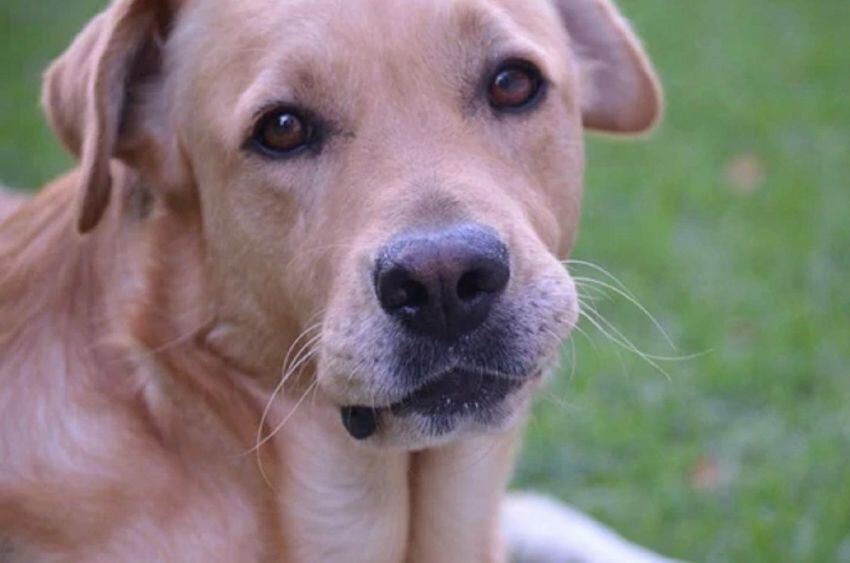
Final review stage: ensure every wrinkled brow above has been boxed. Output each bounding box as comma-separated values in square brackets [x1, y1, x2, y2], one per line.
[446, 1, 556, 94]
[232, 0, 554, 141]
[233, 50, 350, 143]
[452, 1, 515, 50]
[448, 1, 554, 73]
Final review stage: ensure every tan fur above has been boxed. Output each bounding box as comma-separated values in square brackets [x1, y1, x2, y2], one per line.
[0, 188, 26, 224]
[0, 0, 660, 560]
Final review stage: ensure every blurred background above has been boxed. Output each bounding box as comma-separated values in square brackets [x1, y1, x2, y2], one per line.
[1, 1, 848, 561]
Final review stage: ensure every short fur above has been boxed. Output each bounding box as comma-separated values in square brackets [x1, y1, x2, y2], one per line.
[0, 0, 661, 560]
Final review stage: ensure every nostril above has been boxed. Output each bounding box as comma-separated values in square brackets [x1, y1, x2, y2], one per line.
[457, 269, 487, 301]
[397, 279, 428, 310]
[378, 268, 430, 311]
[457, 261, 510, 302]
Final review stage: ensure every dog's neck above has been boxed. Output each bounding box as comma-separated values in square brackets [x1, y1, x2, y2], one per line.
[0, 168, 517, 561]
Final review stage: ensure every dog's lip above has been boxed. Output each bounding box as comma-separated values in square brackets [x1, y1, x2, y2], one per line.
[339, 367, 539, 439]
[386, 367, 527, 417]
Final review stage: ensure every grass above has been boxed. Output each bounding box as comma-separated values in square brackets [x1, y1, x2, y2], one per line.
[2, 1, 848, 561]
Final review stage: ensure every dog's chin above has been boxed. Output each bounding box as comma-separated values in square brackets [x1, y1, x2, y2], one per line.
[339, 369, 542, 450]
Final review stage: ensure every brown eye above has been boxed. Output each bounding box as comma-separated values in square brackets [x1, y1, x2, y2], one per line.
[488, 62, 544, 111]
[253, 110, 312, 156]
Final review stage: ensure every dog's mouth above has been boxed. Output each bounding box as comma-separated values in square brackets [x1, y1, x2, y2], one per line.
[340, 368, 528, 440]
[390, 368, 524, 417]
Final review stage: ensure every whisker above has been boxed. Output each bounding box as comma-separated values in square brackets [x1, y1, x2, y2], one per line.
[254, 377, 321, 490]
[309, 367, 323, 406]
[574, 282, 611, 303]
[279, 322, 324, 379]
[534, 332, 580, 413]
[261, 377, 321, 446]
[567, 333, 577, 383]
[577, 306, 672, 380]
[563, 259, 641, 301]
[244, 321, 325, 486]
[574, 276, 677, 351]
[573, 300, 601, 354]
[538, 390, 579, 412]
[580, 301, 708, 363]
[253, 336, 323, 452]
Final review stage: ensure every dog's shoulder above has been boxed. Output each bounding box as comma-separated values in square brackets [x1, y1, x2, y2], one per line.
[0, 184, 27, 225]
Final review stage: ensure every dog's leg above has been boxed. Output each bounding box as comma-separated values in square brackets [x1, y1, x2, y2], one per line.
[407, 431, 520, 563]
[502, 493, 679, 563]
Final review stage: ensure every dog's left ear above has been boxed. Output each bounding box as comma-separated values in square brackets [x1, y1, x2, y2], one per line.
[42, 0, 184, 233]
[552, 0, 663, 134]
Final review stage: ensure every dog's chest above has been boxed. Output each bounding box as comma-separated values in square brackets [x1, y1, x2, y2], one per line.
[1, 369, 404, 561]
[141, 389, 412, 562]
[4, 417, 409, 561]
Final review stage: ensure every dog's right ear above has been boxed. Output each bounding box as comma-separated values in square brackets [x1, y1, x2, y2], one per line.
[42, 0, 182, 234]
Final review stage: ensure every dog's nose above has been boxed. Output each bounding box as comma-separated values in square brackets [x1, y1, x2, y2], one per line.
[374, 224, 510, 340]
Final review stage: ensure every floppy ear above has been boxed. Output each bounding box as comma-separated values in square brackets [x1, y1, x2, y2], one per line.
[552, 0, 662, 134]
[42, 0, 181, 233]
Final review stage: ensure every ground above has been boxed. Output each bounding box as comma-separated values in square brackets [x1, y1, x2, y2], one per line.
[1, 1, 848, 561]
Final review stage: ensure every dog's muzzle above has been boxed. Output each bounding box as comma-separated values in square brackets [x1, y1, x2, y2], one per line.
[339, 223, 527, 440]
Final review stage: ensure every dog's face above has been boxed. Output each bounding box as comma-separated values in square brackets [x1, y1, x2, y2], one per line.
[44, 0, 660, 448]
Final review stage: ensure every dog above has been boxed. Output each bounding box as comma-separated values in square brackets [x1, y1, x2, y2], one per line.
[0, 0, 664, 560]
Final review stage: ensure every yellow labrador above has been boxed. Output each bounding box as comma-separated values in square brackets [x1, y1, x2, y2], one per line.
[0, 0, 663, 560]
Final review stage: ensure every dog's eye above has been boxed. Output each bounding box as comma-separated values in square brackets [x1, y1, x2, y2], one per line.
[488, 61, 544, 112]
[252, 109, 313, 157]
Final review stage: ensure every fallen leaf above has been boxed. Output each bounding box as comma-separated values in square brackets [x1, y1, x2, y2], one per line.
[690, 455, 723, 491]
[724, 152, 766, 195]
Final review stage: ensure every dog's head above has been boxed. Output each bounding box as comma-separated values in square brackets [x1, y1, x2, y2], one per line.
[43, 0, 660, 448]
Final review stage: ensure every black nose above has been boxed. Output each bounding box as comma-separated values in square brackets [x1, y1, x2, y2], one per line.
[374, 224, 510, 340]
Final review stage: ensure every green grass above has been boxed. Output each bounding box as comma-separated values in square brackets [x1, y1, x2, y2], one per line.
[2, 1, 848, 561]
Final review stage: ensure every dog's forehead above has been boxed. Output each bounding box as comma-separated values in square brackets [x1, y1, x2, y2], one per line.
[173, 0, 571, 145]
[182, 0, 565, 78]
[199, 0, 559, 38]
